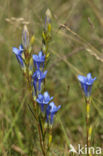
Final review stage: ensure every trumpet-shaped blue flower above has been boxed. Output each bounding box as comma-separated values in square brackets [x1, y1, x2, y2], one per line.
[12, 44, 24, 66]
[32, 69, 47, 92]
[33, 51, 45, 69]
[78, 73, 96, 97]
[36, 91, 53, 112]
[46, 102, 61, 124]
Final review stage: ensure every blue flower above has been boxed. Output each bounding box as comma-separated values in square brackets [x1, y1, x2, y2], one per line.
[32, 69, 47, 92]
[33, 51, 45, 70]
[36, 91, 53, 112]
[46, 102, 61, 124]
[12, 44, 24, 66]
[78, 73, 96, 97]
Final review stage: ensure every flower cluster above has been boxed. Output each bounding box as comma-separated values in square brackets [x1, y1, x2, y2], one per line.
[32, 51, 61, 124]
[12, 11, 61, 154]
[12, 25, 61, 125]
[12, 10, 97, 155]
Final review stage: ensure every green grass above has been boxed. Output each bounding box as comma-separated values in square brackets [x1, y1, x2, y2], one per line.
[0, 0, 103, 155]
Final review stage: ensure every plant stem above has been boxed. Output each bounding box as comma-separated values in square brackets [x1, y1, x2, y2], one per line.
[86, 98, 90, 156]
[37, 123, 46, 156]
[25, 48, 47, 156]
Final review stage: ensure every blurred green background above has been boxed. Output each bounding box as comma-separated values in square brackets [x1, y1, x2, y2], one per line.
[0, 0, 103, 155]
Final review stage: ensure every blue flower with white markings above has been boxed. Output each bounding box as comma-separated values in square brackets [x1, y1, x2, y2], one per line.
[46, 102, 61, 124]
[78, 73, 96, 97]
[36, 91, 53, 112]
[32, 69, 47, 92]
[33, 51, 45, 70]
[12, 44, 24, 66]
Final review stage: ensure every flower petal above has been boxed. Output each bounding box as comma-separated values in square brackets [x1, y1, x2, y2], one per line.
[87, 73, 92, 79]
[12, 47, 19, 55]
[78, 75, 86, 84]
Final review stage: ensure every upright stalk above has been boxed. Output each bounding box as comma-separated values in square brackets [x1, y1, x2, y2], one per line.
[86, 97, 90, 156]
[37, 123, 46, 156]
[25, 62, 47, 156]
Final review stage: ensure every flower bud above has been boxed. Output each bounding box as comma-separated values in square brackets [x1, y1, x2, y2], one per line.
[49, 134, 52, 145]
[30, 35, 35, 46]
[22, 25, 29, 49]
[45, 9, 52, 31]
[45, 9, 52, 22]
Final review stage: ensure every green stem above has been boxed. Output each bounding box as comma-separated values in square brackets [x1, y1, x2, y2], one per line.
[37, 122, 46, 156]
[86, 98, 90, 156]
[25, 55, 47, 155]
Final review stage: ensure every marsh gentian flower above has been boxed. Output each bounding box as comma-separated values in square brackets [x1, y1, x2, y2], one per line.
[46, 102, 61, 124]
[36, 92, 53, 112]
[12, 45, 24, 66]
[32, 69, 47, 92]
[78, 73, 96, 97]
[33, 51, 45, 70]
